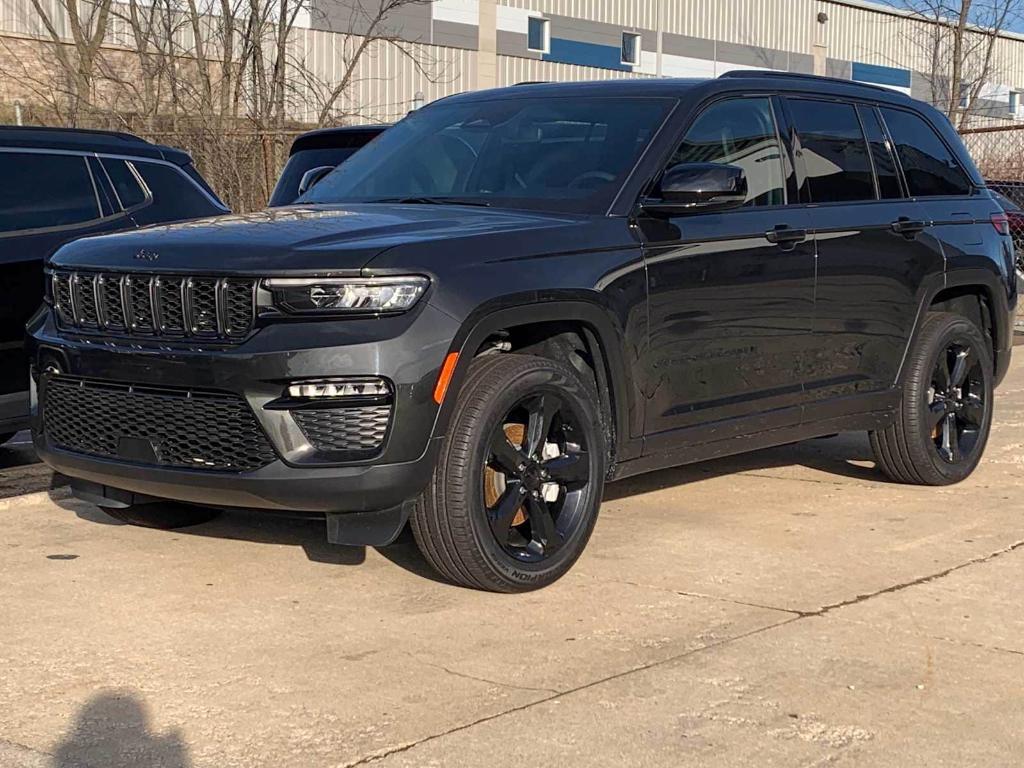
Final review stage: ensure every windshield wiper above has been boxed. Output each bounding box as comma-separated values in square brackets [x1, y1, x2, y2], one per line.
[370, 196, 492, 207]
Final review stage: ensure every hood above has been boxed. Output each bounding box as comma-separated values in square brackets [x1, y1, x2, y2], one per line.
[48, 205, 580, 275]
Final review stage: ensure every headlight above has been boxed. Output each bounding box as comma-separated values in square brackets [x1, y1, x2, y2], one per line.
[264, 276, 429, 315]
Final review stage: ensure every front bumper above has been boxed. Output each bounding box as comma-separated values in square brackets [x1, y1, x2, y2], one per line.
[28, 303, 458, 515]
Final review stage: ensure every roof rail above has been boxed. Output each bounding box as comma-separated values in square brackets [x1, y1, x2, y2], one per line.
[0, 125, 149, 143]
[718, 69, 896, 95]
[513, 81, 550, 86]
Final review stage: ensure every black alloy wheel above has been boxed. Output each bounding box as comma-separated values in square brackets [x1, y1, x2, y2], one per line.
[870, 311, 994, 486]
[411, 353, 606, 592]
[927, 342, 986, 465]
[484, 391, 592, 563]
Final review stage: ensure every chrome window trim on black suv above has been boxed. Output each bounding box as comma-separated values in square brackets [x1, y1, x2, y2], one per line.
[28, 74, 1017, 592]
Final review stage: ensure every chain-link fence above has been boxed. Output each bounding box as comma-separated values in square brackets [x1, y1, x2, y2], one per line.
[960, 125, 1024, 329]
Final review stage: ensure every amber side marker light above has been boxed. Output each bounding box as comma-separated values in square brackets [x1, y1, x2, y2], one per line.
[434, 352, 460, 404]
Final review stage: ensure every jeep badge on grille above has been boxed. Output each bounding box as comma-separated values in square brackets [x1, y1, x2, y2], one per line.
[134, 249, 159, 261]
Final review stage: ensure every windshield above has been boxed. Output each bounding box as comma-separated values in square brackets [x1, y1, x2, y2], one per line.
[300, 96, 675, 213]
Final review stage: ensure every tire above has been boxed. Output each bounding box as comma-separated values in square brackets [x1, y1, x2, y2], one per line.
[0, 432, 16, 446]
[870, 311, 994, 486]
[102, 502, 221, 530]
[411, 353, 607, 592]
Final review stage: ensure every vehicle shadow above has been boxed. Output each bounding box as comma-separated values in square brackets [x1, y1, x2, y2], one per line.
[50, 689, 191, 768]
[53, 433, 882, 580]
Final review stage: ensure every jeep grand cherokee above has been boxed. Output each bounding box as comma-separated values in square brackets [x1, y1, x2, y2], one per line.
[29, 73, 1017, 591]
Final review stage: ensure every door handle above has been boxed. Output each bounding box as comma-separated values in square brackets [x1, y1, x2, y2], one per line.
[891, 217, 927, 237]
[765, 226, 807, 245]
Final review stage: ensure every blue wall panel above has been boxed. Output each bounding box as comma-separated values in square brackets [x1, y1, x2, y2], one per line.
[851, 62, 911, 88]
[544, 38, 631, 72]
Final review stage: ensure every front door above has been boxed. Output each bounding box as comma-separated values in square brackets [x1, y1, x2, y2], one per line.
[635, 96, 817, 452]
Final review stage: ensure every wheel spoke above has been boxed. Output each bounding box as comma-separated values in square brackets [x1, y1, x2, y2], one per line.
[960, 395, 985, 429]
[935, 350, 952, 390]
[490, 431, 527, 474]
[928, 398, 947, 428]
[525, 393, 561, 458]
[487, 483, 524, 542]
[525, 496, 560, 555]
[950, 348, 971, 388]
[542, 450, 589, 488]
[940, 412, 958, 463]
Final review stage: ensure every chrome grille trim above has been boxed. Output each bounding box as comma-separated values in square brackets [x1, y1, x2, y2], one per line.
[51, 270, 257, 343]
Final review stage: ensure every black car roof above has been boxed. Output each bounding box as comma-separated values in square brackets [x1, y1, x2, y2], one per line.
[290, 125, 389, 155]
[0, 125, 193, 165]
[442, 71, 918, 108]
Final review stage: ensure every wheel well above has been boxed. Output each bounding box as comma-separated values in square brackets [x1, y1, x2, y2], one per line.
[474, 322, 617, 469]
[929, 286, 997, 361]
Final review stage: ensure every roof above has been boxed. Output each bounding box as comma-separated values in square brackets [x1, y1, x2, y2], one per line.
[441, 71, 916, 106]
[290, 125, 389, 154]
[0, 125, 187, 163]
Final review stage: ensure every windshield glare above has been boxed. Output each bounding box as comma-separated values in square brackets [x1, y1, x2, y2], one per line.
[300, 96, 674, 213]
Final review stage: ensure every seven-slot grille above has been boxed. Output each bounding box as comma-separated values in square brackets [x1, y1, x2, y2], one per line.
[51, 271, 256, 341]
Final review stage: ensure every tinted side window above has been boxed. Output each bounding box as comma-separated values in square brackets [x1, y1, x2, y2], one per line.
[787, 99, 874, 203]
[133, 162, 219, 221]
[0, 152, 99, 233]
[858, 106, 903, 200]
[880, 108, 972, 197]
[669, 97, 786, 207]
[101, 158, 148, 209]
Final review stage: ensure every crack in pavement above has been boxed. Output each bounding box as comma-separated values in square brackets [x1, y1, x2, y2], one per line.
[342, 615, 801, 768]
[404, 652, 561, 696]
[792, 538, 1024, 618]
[343, 539, 1024, 766]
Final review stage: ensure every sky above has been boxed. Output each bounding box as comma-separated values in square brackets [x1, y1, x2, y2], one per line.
[875, 1, 1024, 33]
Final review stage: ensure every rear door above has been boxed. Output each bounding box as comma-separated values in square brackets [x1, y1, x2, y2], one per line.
[0, 151, 129, 427]
[637, 95, 817, 450]
[879, 106, 998, 279]
[786, 98, 945, 406]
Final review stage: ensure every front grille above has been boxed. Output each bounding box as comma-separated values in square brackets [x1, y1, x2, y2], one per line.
[43, 375, 278, 472]
[51, 271, 256, 342]
[293, 405, 392, 457]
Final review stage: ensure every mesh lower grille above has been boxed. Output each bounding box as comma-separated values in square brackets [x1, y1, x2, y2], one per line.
[43, 375, 278, 472]
[293, 405, 391, 456]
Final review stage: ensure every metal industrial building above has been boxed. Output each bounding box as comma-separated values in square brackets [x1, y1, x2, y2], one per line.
[4, 0, 1024, 125]
[301, 0, 1024, 125]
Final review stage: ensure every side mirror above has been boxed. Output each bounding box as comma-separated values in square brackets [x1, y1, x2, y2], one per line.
[297, 165, 336, 197]
[642, 162, 747, 214]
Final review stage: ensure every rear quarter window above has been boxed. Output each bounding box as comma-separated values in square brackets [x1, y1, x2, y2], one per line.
[880, 108, 972, 197]
[101, 158, 148, 209]
[133, 162, 222, 221]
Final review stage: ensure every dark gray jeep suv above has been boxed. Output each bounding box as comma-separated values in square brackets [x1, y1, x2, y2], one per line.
[29, 73, 1017, 591]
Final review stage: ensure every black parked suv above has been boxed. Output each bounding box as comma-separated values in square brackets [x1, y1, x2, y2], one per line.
[268, 125, 387, 206]
[29, 74, 1016, 591]
[0, 127, 227, 441]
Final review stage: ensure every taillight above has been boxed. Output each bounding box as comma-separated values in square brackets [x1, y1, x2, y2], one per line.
[991, 212, 1011, 236]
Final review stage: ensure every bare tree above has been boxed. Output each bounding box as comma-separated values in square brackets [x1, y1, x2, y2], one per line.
[900, 0, 1024, 128]
[0, 0, 441, 209]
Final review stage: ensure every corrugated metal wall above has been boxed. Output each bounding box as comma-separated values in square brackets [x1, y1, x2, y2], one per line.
[663, 0, 817, 54]
[497, 53, 652, 86]
[496, 0, 660, 30]
[291, 28, 478, 123]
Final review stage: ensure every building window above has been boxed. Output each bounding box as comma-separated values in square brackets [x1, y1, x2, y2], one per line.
[621, 31, 641, 66]
[1011, 91, 1022, 116]
[527, 16, 549, 53]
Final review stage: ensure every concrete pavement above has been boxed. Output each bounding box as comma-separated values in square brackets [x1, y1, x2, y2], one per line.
[1, 362, 1023, 767]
